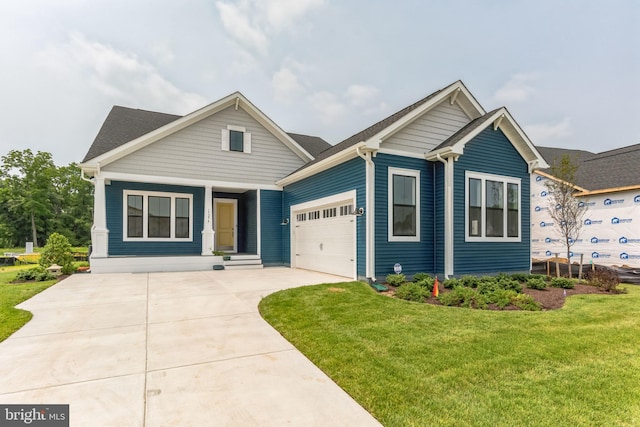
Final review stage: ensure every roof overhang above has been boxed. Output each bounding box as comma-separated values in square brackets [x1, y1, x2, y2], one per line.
[80, 92, 314, 176]
[535, 170, 588, 193]
[425, 107, 549, 171]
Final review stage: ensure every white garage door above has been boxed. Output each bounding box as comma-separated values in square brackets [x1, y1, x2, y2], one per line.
[293, 200, 355, 278]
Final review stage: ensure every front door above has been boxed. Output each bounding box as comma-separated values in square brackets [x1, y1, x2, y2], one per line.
[215, 199, 237, 252]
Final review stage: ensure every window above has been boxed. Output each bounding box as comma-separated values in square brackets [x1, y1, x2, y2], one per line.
[465, 171, 521, 242]
[388, 168, 420, 242]
[221, 125, 252, 153]
[123, 190, 193, 241]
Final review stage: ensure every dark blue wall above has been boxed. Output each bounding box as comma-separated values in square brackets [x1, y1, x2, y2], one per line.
[374, 153, 435, 278]
[106, 181, 204, 256]
[260, 189, 285, 266]
[283, 158, 366, 275]
[453, 127, 531, 275]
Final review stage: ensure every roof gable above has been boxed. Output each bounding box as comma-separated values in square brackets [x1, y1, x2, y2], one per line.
[81, 92, 315, 172]
[426, 108, 549, 171]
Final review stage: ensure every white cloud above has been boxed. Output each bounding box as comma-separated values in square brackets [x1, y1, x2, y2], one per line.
[272, 67, 305, 102]
[36, 32, 207, 114]
[525, 117, 573, 144]
[151, 42, 175, 65]
[346, 84, 388, 115]
[264, 0, 325, 30]
[216, 1, 268, 56]
[493, 73, 538, 104]
[307, 91, 349, 125]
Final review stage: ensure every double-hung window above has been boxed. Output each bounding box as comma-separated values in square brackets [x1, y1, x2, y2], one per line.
[221, 125, 252, 153]
[466, 171, 520, 242]
[388, 167, 420, 242]
[124, 190, 193, 241]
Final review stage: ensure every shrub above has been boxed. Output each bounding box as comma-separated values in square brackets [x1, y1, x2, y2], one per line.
[550, 277, 575, 289]
[584, 268, 622, 292]
[526, 277, 548, 290]
[438, 286, 487, 309]
[443, 278, 462, 289]
[415, 276, 435, 292]
[386, 273, 407, 286]
[15, 267, 55, 282]
[489, 289, 518, 309]
[412, 272, 431, 283]
[510, 273, 530, 282]
[496, 277, 523, 293]
[477, 280, 500, 295]
[511, 293, 542, 311]
[460, 275, 481, 288]
[395, 282, 430, 302]
[39, 233, 75, 274]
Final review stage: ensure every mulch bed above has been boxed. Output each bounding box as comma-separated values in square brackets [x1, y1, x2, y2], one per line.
[382, 283, 618, 311]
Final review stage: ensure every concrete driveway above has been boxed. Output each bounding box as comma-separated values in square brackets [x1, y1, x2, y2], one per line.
[0, 268, 382, 426]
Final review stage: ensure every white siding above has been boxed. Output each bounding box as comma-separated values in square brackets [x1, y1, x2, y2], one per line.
[103, 106, 306, 184]
[383, 101, 471, 154]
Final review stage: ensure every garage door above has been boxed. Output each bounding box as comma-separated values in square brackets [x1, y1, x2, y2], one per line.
[293, 201, 355, 278]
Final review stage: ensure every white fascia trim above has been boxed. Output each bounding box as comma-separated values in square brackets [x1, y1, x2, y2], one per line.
[81, 92, 313, 170]
[365, 81, 486, 145]
[377, 148, 429, 160]
[495, 109, 549, 169]
[98, 171, 282, 191]
[290, 189, 357, 212]
[424, 146, 464, 161]
[276, 143, 366, 187]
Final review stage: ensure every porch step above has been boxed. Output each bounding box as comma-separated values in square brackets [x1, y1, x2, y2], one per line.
[223, 255, 263, 270]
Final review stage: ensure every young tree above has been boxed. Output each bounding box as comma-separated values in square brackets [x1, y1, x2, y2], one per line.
[545, 154, 588, 277]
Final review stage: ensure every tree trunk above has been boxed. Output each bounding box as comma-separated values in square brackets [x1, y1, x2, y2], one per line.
[31, 212, 38, 247]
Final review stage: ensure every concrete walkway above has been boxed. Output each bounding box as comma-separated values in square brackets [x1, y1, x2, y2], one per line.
[0, 268, 382, 426]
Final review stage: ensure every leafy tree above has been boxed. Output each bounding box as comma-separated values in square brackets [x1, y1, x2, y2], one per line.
[0, 150, 58, 247]
[53, 163, 93, 246]
[545, 154, 588, 277]
[39, 232, 75, 274]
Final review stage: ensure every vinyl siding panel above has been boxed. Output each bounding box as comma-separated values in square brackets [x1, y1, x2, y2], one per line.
[383, 101, 470, 155]
[374, 153, 434, 279]
[453, 127, 531, 275]
[260, 190, 285, 265]
[103, 106, 306, 184]
[284, 158, 366, 275]
[106, 181, 204, 256]
[433, 161, 446, 276]
[243, 191, 258, 254]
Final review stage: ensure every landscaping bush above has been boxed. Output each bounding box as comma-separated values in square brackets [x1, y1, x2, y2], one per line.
[511, 293, 542, 311]
[395, 282, 430, 302]
[510, 273, 530, 282]
[489, 289, 518, 309]
[443, 278, 461, 289]
[526, 277, 548, 290]
[550, 277, 575, 289]
[477, 280, 500, 295]
[414, 276, 435, 292]
[438, 286, 487, 309]
[460, 275, 481, 288]
[15, 267, 56, 282]
[496, 277, 522, 293]
[39, 233, 75, 274]
[412, 272, 431, 283]
[584, 268, 623, 292]
[386, 273, 407, 286]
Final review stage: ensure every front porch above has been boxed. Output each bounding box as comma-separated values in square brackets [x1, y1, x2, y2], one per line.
[89, 253, 263, 274]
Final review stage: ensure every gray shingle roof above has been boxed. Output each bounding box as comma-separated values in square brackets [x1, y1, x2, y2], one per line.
[537, 144, 640, 191]
[82, 106, 181, 162]
[82, 106, 329, 163]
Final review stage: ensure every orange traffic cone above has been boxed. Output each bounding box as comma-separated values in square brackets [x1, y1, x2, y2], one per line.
[432, 276, 439, 297]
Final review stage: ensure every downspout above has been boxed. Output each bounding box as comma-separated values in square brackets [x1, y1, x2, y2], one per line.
[356, 146, 375, 279]
[435, 154, 453, 279]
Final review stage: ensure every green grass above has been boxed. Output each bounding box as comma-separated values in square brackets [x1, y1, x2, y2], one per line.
[0, 268, 57, 342]
[260, 282, 640, 427]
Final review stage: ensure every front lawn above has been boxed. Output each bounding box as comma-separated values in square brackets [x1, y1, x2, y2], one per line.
[0, 268, 57, 342]
[259, 282, 640, 427]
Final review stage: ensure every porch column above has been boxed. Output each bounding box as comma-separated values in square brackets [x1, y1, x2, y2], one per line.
[201, 185, 215, 255]
[90, 177, 109, 258]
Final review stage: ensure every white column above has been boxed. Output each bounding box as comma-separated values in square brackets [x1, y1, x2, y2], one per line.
[201, 185, 215, 255]
[91, 177, 109, 258]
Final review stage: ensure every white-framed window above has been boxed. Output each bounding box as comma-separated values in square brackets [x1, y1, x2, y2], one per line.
[123, 190, 193, 242]
[465, 171, 521, 242]
[388, 167, 420, 242]
[221, 125, 252, 153]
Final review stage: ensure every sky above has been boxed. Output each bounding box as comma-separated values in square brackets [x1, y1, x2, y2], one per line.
[1, 0, 639, 166]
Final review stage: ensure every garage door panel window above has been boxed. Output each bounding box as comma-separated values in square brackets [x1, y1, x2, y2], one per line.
[465, 171, 521, 242]
[123, 190, 193, 242]
[389, 168, 420, 242]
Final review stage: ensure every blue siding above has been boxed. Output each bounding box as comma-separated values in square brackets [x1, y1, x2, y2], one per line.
[453, 127, 531, 275]
[260, 189, 285, 265]
[284, 158, 366, 275]
[433, 161, 445, 276]
[106, 181, 204, 256]
[374, 153, 434, 279]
